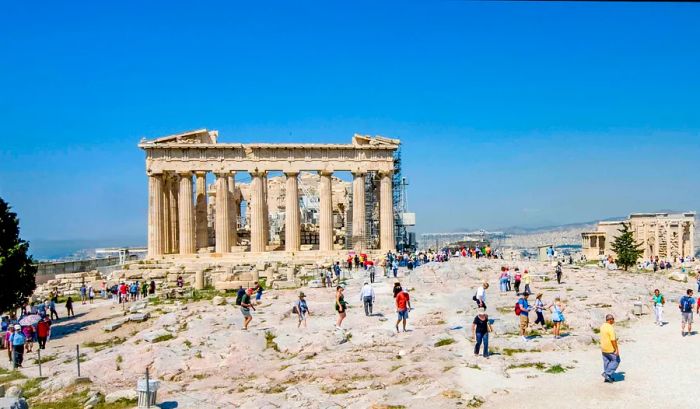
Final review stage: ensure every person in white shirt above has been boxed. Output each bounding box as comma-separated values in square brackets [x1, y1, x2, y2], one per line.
[360, 282, 376, 316]
[474, 282, 489, 310]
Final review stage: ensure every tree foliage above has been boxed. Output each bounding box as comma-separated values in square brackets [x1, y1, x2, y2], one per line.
[0, 197, 37, 313]
[611, 222, 644, 271]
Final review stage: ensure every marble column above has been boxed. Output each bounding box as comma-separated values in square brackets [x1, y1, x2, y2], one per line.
[654, 223, 660, 257]
[215, 174, 231, 253]
[379, 171, 395, 252]
[665, 221, 672, 259]
[162, 175, 171, 254]
[263, 172, 269, 245]
[689, 222, 695, 260]
[250, 171, 266, 252]
[195, 172, 208, 251]
[318, 171, 333, 251]
[147, 174, 165, 257]
[227, 172, 238, 247]
[168, 175, 179, 253]
[178, 172, 196, 254]
[679, 223, 685, 258]
[352, 172, 366, 251]
[285, 172, 301, 252]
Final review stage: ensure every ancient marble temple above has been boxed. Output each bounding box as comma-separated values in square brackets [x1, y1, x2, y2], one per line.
[139, 129, 399, 259]
[581, 212, 696, 261]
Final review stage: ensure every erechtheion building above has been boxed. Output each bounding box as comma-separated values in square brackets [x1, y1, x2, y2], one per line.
[581, 212, 696, 261]
[139, 129, 399, 262]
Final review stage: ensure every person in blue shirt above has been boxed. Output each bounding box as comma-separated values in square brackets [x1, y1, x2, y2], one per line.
[679, 289, 695, 337]
[518, 293, 533, 341]
[10, 324, 26, 368]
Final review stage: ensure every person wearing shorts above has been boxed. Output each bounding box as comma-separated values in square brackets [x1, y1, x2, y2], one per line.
[240, 288, 256, 330]
[395, 288, 411, 333]
[679, 289, 695, 336]
[518, 293, 532, 341]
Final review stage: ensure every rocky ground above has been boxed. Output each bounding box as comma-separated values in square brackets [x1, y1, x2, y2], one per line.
[3, 258, 700, 408]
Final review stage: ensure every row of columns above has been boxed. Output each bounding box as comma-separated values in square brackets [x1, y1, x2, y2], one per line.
[147, 170, 395, 258]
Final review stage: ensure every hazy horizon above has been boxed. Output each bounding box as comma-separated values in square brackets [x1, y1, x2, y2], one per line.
[2, 2, 699, 247]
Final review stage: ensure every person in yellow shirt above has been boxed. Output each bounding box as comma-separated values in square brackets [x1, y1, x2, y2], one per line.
[600, 314, 620, 383]
[522, 270, 532, 295]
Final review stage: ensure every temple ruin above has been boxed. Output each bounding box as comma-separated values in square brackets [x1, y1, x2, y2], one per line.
[581, 212, 696, 261]
[139, 130, 400, 262]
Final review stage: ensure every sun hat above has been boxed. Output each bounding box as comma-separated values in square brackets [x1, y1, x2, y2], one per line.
[299, 292, 306, 298]
[14, 324, 21, 330]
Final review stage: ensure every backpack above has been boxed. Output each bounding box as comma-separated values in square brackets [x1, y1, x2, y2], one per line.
[292, 304, 299, 314]
[514, 301, 522, 316]
[681, 296, 693, 313]
[515, 274, 521, 282]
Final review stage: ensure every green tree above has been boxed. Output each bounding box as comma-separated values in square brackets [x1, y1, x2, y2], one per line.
[610, 222, 644, 271]
[0, 197, 37, 313]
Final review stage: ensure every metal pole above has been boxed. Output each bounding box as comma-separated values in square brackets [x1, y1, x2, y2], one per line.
[37, 348, 42, 377]
[76, 345, 81, 377]
[145, 367, 151, 408]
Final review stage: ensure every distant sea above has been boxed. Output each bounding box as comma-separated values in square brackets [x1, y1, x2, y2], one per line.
[29, 238, 146, 261]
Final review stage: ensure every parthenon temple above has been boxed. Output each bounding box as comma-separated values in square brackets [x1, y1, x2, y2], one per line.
[581, 212, 696, 261]
[140, 129, 400, 262]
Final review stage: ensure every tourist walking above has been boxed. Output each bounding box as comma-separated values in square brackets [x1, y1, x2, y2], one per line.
[549, 297, 566, 339]
[534, 293, 546, 330]
[80, 284, 87, 304]
[474, 282, 488, 310]
[65, 296, 75, 317]
[651, 289, 665, 326]
[679, 289, 695, 336]
[395, 286, 411, 333]
[555, 262, 563, 284]
[49, 299, 59, 320]
[517, 292, 532, 341]
[22, 324, 34, 353]
[88, 286, 95, 304]
[295, 292, 310, 328]
[392, 259, 399, 278]
[499, 267, 508, 292]
[335, 286, 347, 329]
[600, 314, 620, 383]
[10, 325, 26, 368]
[369, 264, 376, 283]
[254, 281, 264, 304]
[360, 282, 375, 316]
[5, 326, 14, 362]
[522, 270, 532, 295]
[240, 288, 256, 330]
[37, 316, 51, 350]
[235, 286, 245, 305]
[471, 308, 493, 358]
[333, 262, 342, 283]
[513, 269, 522, 294]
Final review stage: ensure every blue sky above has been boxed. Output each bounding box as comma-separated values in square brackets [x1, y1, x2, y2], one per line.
[1, 1, 699, 247]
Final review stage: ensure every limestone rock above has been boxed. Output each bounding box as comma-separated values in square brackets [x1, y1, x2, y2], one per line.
[212, 296, 226, 305]
[128, 312, 150, 322]
[105, 389, 138, 403]
[143, 329, 172, 343]
[4, 387, 21, 398]
[668, 272, 688, 282]
[0, 397, 29, 409]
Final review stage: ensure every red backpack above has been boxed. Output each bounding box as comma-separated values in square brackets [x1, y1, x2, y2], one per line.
[514, 301, 522, 316]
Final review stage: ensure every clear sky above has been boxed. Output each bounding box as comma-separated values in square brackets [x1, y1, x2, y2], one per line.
[1, 1, 699, 248]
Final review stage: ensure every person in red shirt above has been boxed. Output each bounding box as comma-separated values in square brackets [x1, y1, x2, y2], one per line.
[36, 316, 51, 350]
[395, 286, 412, 333]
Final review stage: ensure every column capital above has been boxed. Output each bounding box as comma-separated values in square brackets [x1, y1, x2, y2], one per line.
[318, 170, 333, 177]
[351, 171, 367, 177]
[177, 171, 193, 177]
[249, 169, 266, 178]
[379, 170, 394, 178]
[284, 171, 299, 177]
[194, 171, 207, 177]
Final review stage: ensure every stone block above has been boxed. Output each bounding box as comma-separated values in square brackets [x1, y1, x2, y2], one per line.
[103, 317, 129, 331]
[272, 281, 299, 290]
[142, 329, 171, 343]
[128, 313, 150, 322]
[129, 300, 148, 312]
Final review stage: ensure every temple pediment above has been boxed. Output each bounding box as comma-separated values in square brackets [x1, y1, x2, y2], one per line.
[141, 129, 218, 145]
[352, 133, 400, 147]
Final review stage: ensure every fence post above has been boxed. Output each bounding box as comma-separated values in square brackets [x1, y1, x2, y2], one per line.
[37, 348, 42, 377]
[145, 367, 150, 408]
[76, 344, 81, 377]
